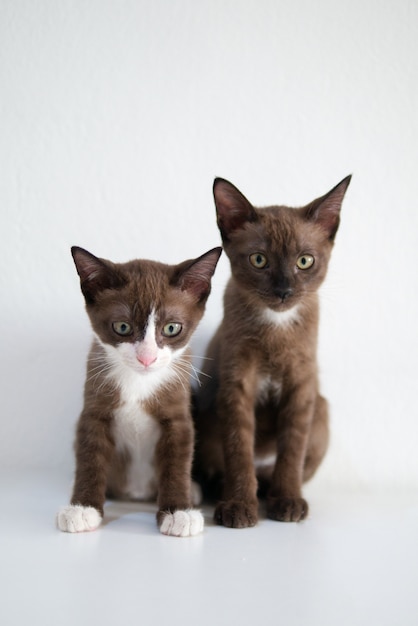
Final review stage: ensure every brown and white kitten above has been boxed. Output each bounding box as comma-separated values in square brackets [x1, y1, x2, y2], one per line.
[57, 245, 222, 537]
[194, 176, 351, 527]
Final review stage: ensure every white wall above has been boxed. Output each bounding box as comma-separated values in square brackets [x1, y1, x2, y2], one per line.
[1, 0, 417, 489]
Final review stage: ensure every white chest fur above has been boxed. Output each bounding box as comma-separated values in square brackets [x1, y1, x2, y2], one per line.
[256, 374, 282, 405]
[113, 398, 161, 500]
[252, 375, 281, 473]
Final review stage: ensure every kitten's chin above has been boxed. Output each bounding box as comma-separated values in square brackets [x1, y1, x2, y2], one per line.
[263, 304, 300, 327]
[265, 298, 296, 314]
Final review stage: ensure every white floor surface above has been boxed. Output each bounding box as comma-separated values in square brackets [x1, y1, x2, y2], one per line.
[1, 470, 417, 626]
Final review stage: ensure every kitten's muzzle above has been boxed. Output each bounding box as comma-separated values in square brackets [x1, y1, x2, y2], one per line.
[137, 354, 157, 368]
[273, 287, 293, 302]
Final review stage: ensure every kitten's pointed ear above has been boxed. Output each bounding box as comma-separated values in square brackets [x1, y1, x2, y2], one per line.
[304, 175, 352, 240]
[213, 178, 257, 241]
[71, 246, 125, 304]
[174, 247, 222, 303]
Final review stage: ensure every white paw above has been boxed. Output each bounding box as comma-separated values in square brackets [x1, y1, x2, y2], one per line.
[56, 504, 102, 533]
[159, 509, 204, 537]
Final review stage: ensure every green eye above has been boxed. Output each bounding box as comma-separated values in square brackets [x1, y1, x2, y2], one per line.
[296, 255, 315, 270]
[249, 253, 268, 269]
[112, 321, 133, 336]
[162, 322, 182, 338]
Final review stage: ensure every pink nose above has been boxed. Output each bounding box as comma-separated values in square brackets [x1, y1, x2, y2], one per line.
[137, 354, 157, 368]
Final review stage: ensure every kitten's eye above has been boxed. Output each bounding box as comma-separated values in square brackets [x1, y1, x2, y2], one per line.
[112, 321, 133, 336]
[249, 253, 268, 269]
[296, 255, 315, 270]
[162, 322, 182, 338]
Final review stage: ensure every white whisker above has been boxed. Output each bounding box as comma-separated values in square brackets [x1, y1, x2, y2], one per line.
[170, 366, 189, 394]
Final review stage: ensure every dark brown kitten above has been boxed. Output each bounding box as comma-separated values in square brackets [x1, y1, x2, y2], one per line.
[194, 176, 351, 527]
[57, 245, 221, 537]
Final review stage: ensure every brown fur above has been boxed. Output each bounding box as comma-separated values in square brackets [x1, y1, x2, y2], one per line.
[68, 246, 222, 527]
[194, 176, 351, 527]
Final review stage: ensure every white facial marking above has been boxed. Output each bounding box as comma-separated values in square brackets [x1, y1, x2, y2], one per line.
[94, 310, 188, 402]
[263, 304, 300, 327]
[135, 310, 159, 368]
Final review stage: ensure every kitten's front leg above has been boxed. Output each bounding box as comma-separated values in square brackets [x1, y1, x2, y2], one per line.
[214, 377, 259, 529]
[57, 412, 114, 533]
[267, 384, 316, 523]
[155, 416, 204, 538]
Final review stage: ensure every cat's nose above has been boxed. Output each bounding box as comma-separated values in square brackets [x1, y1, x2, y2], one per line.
[274, 287, 293, 301]
[137, 354, 157, 368]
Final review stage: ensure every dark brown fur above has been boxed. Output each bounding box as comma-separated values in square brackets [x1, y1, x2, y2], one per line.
[194, 176, 351, 527]
[68, 246, 222, 528]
